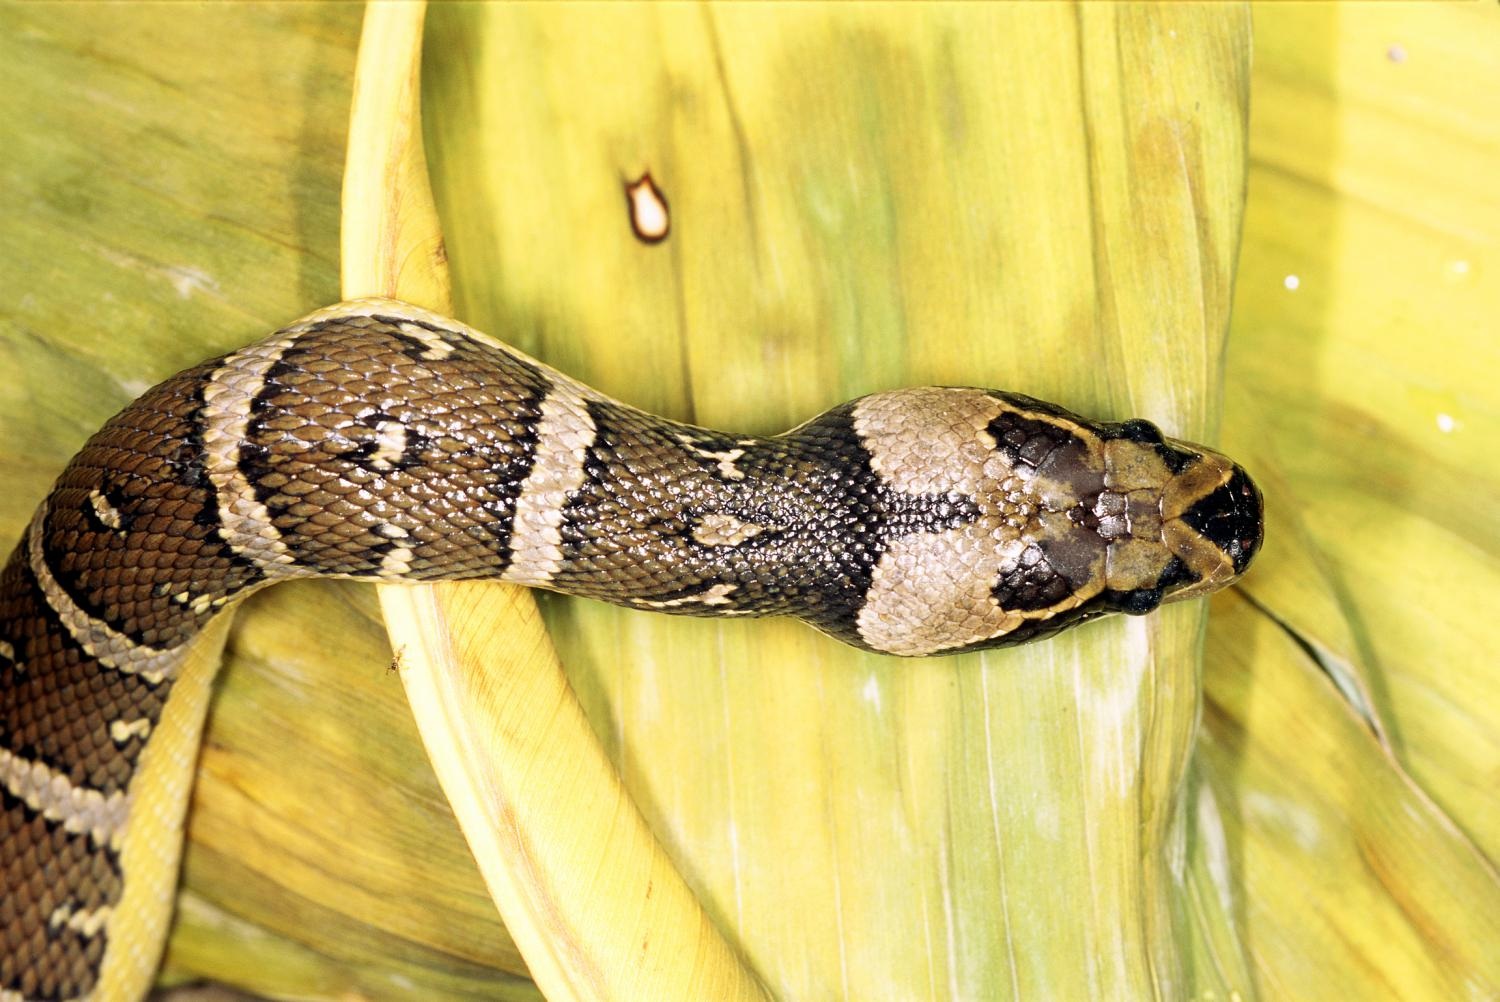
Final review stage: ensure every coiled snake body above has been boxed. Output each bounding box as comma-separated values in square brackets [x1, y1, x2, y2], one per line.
[0, 300, 1262, 1000]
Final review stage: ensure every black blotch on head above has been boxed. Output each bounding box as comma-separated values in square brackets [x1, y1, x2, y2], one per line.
[1100, 586, 1164, 616]
[985, 410, 1078, 472]
[1179, 464, 1264, 575]
[991, 544, 1073, 612]
[1155, 556, 1197, 592]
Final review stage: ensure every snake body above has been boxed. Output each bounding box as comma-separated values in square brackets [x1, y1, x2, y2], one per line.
[0, 299, 1262, 1000]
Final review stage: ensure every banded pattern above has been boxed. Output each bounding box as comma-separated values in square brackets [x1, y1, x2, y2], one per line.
[0, 299, 1263, 1000]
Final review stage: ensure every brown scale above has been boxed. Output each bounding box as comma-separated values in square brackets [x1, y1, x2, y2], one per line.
[0, 784, 115, 1000]
[0, 301, 1264, 1001]
[1, 564, 130, 999]
[39, 364, 267, 652]
[1, 362, 270, 807]
[1, 316, 608, 1002]
[237, 316, 554, 580]
[549, 400, 979, 645]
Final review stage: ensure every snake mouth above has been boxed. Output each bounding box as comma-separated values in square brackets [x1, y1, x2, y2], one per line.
[1178, 463, 1263, 576]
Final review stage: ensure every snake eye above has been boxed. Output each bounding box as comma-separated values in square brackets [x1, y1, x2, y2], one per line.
[1179, 464, 1264, 575]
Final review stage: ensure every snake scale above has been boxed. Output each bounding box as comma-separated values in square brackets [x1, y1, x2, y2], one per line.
[0, 299, 1262, 1000]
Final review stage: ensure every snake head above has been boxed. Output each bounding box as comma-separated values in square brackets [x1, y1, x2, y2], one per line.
[833, 390, 1264, 656]
[1083, 418, 1263, 617]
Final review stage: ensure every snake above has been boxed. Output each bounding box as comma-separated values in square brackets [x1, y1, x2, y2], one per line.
[0, 299, 1262, 1001]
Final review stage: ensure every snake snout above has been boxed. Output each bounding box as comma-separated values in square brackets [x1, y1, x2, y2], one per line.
[1179, 462, 1264, 576]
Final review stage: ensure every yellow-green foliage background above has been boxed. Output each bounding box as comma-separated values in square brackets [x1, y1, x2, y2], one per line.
[0, 4, 1495, 1001]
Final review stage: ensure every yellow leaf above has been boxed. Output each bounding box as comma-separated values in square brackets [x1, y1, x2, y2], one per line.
[16, 4, 1492, 1001]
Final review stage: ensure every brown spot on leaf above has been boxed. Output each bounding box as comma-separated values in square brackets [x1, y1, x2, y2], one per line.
[625, 172, 670, 243]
